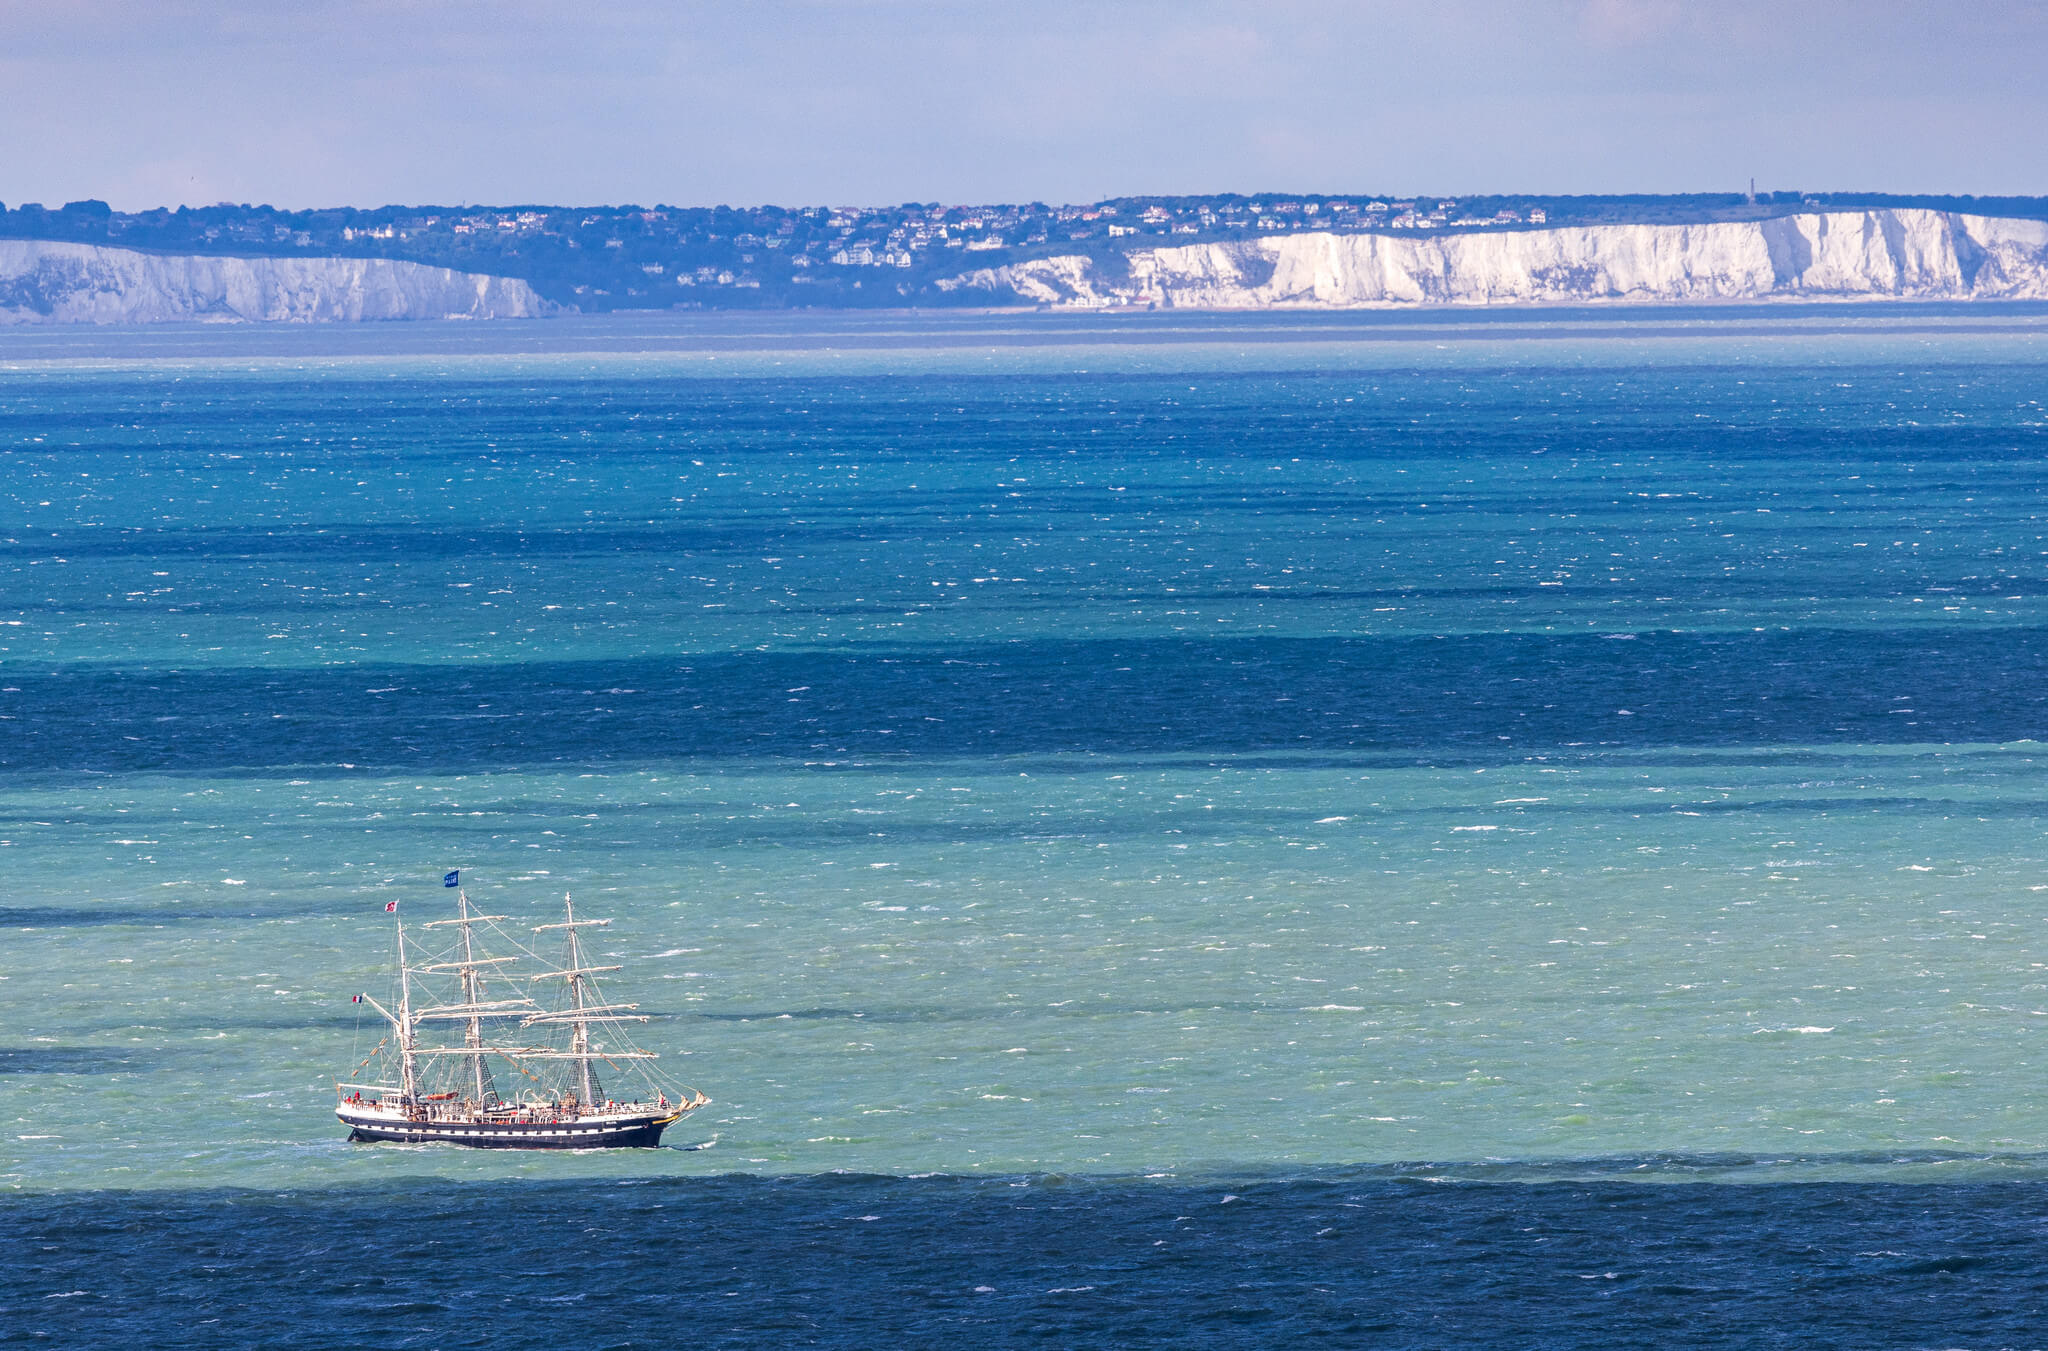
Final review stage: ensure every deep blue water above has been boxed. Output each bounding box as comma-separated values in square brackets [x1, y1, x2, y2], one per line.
[11, 630, 2048, 774]
[10, 1174, 2048, 1349]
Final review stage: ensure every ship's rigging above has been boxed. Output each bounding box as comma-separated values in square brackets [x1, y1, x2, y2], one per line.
[336, 878, 705, 1148]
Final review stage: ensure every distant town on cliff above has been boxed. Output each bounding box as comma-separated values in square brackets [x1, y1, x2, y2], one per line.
[5, 190, 2047, 312]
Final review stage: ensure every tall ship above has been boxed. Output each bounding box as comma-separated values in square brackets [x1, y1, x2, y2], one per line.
[336, 873, 708, 1149]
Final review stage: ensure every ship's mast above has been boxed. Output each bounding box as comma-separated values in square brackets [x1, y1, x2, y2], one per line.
[395, 914, 419, 1103]
[457, 888, 489, 1104]
[566, 896, 594, 1105]
[416, 883, 517, 1107]
[533, 894, 628, 1107]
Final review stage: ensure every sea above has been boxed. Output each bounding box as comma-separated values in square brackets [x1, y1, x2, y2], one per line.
[7, 304, 2048, 1346]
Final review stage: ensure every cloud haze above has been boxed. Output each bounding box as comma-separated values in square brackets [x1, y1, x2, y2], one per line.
[2, 0, 2043, 210]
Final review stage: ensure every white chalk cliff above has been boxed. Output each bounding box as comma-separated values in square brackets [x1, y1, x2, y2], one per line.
[941, 210, 2048, 309]
[0, 240, 551, 323]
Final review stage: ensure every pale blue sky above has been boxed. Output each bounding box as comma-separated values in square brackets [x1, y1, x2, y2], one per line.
[3, 0, 2043, 211]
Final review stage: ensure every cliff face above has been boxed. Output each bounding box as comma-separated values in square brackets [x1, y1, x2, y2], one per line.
[941, 210, 2048, 309]
[0, 240, 553, 324]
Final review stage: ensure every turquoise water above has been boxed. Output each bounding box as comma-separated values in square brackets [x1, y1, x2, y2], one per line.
[8, 309, 2048, 1200]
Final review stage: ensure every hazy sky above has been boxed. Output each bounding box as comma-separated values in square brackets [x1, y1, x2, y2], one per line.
[4, 0, 2043, 211]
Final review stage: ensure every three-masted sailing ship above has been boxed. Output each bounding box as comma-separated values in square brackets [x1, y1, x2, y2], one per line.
[336, 874, 707, 1148]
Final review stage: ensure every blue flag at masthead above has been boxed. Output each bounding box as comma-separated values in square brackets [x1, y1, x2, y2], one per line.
[444, 870, 461, 887]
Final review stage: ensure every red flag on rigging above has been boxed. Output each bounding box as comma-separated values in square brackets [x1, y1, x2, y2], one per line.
[385, 901, 398, 912]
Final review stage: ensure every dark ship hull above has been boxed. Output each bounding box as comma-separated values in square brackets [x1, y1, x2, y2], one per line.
[340, 1106, 681, 1149]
